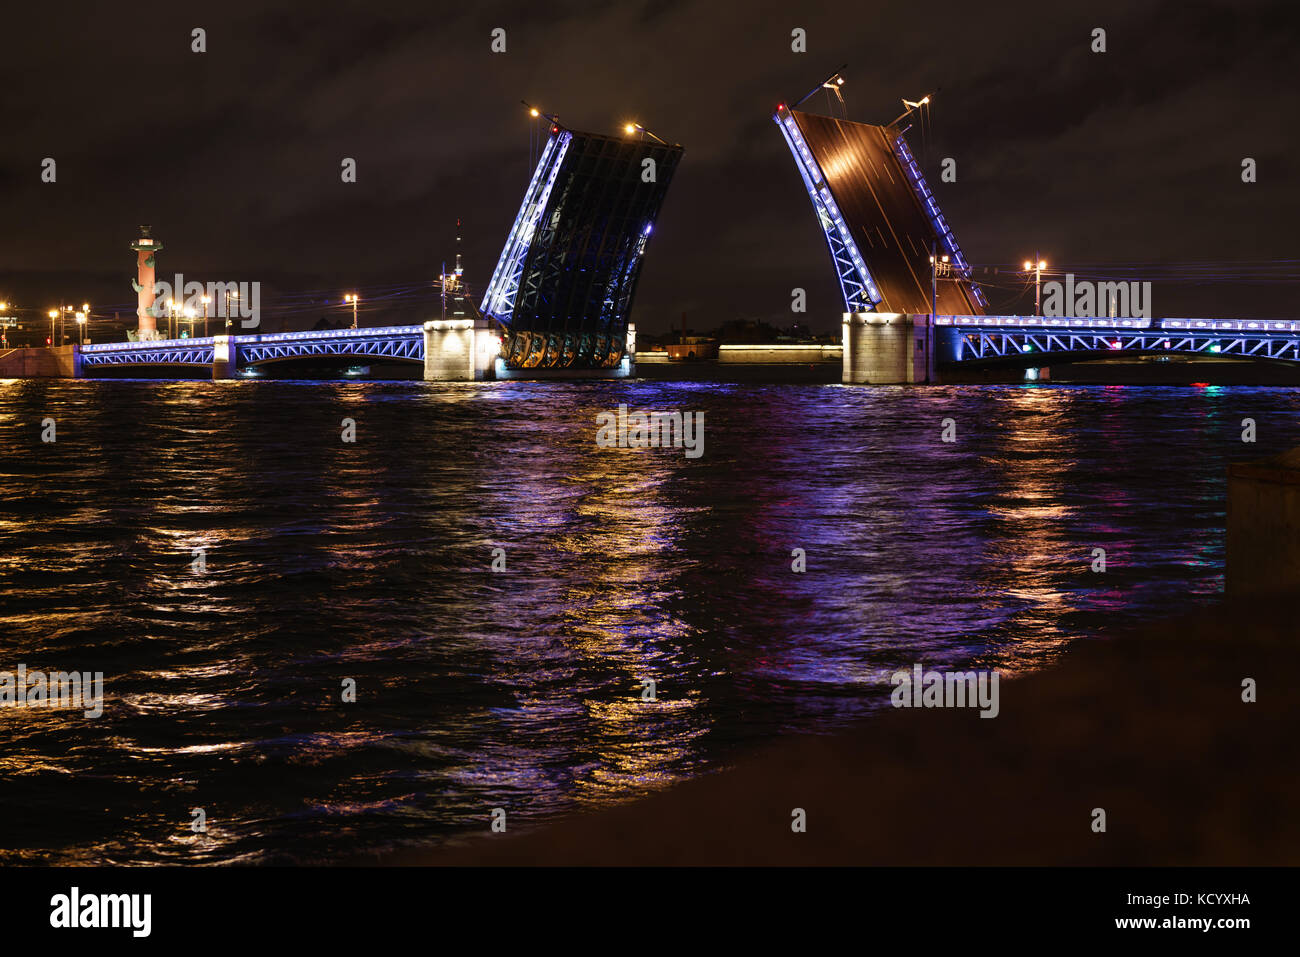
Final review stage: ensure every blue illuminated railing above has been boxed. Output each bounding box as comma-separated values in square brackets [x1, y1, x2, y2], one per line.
[480, 131, 573, 324]
[931, 315, 1300, 364]
[891, 135, 987, 309]
[774, 108, 882, 313]
[80, 324, 427, 368]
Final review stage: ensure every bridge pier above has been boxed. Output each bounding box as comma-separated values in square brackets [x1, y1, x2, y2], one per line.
[842, 313, 936, 384]
[423, 318, 496, 381]
[212, 335, 237, 379]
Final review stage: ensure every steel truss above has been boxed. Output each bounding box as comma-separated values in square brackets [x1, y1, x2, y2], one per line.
[775, 109, 882, 313]
[479, 131, 573, 325]
[952, 329, 1300, 363]
[890, 134, 988, 309]
[239, 327, 423, 364]
[81, 338, 216, 366]
[80, 326, 425, 369]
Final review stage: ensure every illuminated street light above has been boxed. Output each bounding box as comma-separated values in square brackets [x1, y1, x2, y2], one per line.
[344, 293, 359, 329]
[624, 122, 668, 145]
[201, 295, 212, 336]
[1023, 254, 1047, 316]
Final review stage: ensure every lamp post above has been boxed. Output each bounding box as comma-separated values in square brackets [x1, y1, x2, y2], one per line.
[623, 122, 669, 145]
[48, 309, 57, 346]
[224, 289, 238, 331]
[201, 296, 212, 337]
[184, 306, 196, 338]
[1023, 254, 1047, 316]
[75, 311, 87, 344]
[344, 293, 358, 329]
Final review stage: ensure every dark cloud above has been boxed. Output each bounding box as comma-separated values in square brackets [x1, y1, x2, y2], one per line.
[1, 0, 1296, 336]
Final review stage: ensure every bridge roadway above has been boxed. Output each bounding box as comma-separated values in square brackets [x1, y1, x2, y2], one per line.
[935, 316, 1300, 364]
[78, 325, 426, 373]
[69, 315, 1300, 380]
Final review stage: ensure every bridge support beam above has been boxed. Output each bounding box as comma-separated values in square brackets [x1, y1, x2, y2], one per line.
[842, 313, 935, 384]
[212, 335, 237, 379]
[423, 318, 496, 381]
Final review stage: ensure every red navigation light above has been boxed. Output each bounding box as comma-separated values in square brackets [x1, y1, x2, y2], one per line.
[551, 125, 558, 133]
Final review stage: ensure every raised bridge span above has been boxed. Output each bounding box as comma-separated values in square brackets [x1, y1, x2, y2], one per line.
[774, 95, 1295, 383]
[69, 114, 681, 382]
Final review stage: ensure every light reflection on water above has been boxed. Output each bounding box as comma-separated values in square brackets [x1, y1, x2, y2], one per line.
[0, 378, 1292, 864]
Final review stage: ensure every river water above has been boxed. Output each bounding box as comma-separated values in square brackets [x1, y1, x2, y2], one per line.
[0, 379, 1292, 863]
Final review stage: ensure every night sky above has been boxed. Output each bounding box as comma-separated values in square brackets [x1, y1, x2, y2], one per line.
[2, 0, 1296, 337]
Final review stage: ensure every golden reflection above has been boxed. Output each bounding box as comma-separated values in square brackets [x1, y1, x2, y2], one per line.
[979, 387, 1080, 672]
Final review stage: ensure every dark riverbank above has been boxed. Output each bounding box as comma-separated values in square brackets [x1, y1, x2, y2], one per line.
[402, 598, 1298, 866]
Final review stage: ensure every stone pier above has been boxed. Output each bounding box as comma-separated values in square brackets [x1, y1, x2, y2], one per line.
[211, 335, 237, 379]
[422, 318, 497, 381]
[841, 312, 935, 384]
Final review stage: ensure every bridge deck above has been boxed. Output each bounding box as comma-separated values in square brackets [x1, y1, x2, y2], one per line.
[80, 325, 426, 369]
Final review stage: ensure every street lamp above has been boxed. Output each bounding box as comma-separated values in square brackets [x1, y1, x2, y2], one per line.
[75, 311, 87, 344]
[225, 289, 238, 331]
[184, 306, 196, 338]
[1023, 254, 1047, 316]
[48, 309, 58, 345]
[623, 121, 669, 145]
[344, 293, 358, 329]
[201, 296, 212, 337]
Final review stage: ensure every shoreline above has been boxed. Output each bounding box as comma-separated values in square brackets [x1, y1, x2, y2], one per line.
[385, 597, 1298, 866]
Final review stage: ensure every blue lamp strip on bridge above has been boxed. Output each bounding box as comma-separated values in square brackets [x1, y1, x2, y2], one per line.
[774, 110, 882, 313]
[479, 131, 574, 324]
[891, 134, 988, 309]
